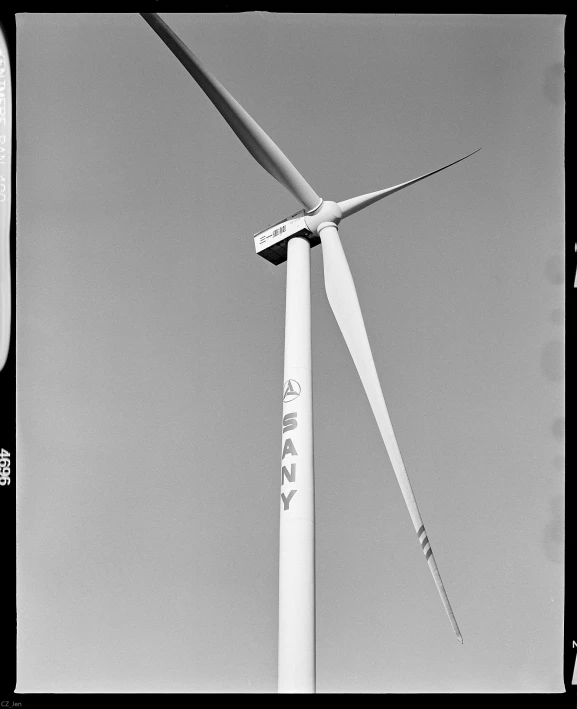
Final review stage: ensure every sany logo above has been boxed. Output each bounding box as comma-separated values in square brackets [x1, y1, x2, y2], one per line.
[281, 411, 298, 511]
[283, 379, 301, 402]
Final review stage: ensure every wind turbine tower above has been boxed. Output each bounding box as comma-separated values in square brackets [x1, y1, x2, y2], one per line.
[141, 13, 478, 694]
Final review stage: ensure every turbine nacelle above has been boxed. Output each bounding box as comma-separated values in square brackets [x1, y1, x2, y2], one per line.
[253, 200, 345, 265]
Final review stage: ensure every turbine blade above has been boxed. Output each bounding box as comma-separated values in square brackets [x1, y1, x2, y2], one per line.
[337, 148, 481, 219]
[141, 13, 322, 212]
[319, 223, 462, 643]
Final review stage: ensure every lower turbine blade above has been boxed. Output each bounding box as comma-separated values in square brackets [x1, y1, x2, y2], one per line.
[319, 223, 462, 643]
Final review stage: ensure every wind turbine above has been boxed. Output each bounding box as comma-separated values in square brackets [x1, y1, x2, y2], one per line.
[141, 13, 478, 693]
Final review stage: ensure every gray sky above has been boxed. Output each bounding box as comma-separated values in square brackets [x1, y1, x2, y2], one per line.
[16, 13, 564, 693]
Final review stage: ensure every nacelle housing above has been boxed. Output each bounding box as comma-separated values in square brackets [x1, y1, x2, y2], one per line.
[254, 210, 321, 265]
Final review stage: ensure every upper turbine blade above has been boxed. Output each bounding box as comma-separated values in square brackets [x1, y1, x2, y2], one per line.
[319, 223, 462, 643]
[140, 13, 322, 212]
[337, 148, 481, 219]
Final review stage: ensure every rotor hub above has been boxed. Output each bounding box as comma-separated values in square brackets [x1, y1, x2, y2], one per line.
[304, 200, 343, 236]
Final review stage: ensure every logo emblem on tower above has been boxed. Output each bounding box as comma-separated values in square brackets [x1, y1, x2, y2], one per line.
[283, 379, 301, 402]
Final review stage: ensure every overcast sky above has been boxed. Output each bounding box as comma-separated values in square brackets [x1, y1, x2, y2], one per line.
[16, 13, 564, 693]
